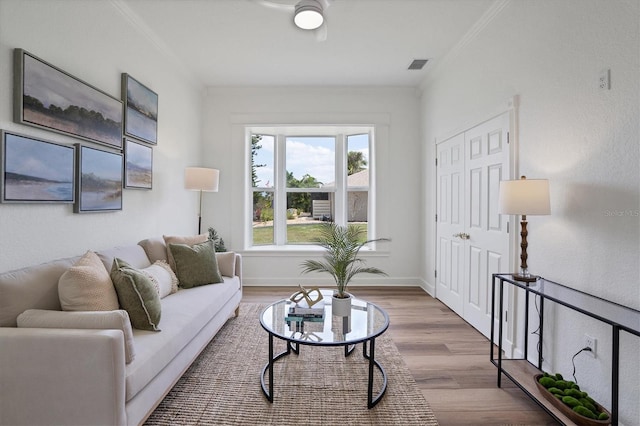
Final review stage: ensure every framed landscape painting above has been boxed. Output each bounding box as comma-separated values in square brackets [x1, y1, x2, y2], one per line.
[1, 130, 75, 203]
[14, 48, 123, 149]
[75, 145, 123, 213]
[122, 74, 158, 145]
[124, 139, 152, 189]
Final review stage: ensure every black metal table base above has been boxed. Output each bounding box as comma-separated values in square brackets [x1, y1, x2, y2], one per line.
[260, 332, 387, 409]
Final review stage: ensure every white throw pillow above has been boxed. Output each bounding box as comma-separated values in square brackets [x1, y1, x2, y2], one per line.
[215, 252, 236, 277]
[58, 251, 119, 312]
[17, 309, 136, 363]
[141, 260, 178, 298]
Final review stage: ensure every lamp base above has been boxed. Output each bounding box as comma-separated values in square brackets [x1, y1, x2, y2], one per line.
[513, 273, 538, 284]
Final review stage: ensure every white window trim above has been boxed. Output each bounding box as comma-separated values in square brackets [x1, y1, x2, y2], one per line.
[246, 125, 378, 250]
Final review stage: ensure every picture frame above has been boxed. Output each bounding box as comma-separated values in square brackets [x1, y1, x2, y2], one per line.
[124, 139, 153, 190]
[75, 144, 123, 213]
[14, 48, 123, 149]
[1, 130, 75, 203]
[122, 74, 158, 145]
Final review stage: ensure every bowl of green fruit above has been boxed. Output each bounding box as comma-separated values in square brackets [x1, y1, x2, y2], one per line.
[535, 373, 610, 425]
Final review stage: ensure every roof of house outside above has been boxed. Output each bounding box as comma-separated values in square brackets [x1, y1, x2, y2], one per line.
[325, 169, 369, 187]
[347, 169, 369, 187]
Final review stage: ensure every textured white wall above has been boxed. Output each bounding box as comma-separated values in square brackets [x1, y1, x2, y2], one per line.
[0, 0, 204, 271]
[202, 87, 422, 287]
[420, 1, 639, 424]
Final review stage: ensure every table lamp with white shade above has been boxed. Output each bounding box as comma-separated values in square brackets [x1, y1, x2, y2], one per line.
[185, 167, 219, 234]
[499, 176, 550, 283]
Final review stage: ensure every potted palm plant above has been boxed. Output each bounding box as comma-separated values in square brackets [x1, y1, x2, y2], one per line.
[300, 222, 389, 316]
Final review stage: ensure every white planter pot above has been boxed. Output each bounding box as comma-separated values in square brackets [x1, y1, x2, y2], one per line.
[332, 293, 352, 317]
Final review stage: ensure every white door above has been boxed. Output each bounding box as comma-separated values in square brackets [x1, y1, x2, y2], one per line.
[435, 133, 465, 316]
[436, 113, 510, 339]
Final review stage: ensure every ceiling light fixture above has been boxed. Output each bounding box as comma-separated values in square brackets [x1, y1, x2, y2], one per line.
[294, 0, 324, 30]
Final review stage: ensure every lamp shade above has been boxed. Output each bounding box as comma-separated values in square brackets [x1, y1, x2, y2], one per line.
[499, 177, 550, 215]
[185, 167, 219, 192]
[294, 0, 324, 30]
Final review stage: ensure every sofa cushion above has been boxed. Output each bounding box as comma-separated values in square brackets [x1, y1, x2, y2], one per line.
[97, 245, 151, 272]
[163, 234, 207, 272]
[138, 237, 168, 264]
[17, 309, 136, 363]
[216, 251, 236, 277]
[124, 276, 240, 401]
[169, 240, 223, 289]
[58, 251, 119, 312]
[0, 257, 78, 327]
[110, 258, 161, 331]
[141, 261, 178, 299]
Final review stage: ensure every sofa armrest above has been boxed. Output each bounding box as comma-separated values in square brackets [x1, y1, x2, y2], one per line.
[234, 253, 243, 288]
[0, 328, 126, 426]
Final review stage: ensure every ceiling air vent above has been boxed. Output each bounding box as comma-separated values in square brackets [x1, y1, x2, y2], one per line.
[408, 59, 428, 70]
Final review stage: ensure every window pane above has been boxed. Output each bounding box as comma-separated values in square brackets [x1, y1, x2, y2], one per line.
[286, 137, 335, 188]
[347, 134, 369, 188]
[253, 191, 274, 245]
[286, 192, 332, 244]
[251, 134, 274, 188]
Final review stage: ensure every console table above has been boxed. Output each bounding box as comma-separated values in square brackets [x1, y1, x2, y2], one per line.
[490, 274, 640, 425]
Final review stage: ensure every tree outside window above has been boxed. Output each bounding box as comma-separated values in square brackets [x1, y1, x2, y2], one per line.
[250, 128, 372, 247]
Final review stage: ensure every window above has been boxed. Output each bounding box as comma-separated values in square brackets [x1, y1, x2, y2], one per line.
[250, 126, 373, 248]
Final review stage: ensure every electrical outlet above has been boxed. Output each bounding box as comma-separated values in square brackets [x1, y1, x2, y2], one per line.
[584, 334, 597, 358]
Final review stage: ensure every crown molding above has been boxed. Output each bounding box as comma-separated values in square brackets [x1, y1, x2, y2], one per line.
[109, 0, 203, 88]
[419, 0, 511, 93]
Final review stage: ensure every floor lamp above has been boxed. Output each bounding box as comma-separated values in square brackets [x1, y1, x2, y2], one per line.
[185, 167, 219, 235]
[499, 176, 550, 283]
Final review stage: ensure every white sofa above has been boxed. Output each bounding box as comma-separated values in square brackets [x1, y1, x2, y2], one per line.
[0, 237, 242, 426]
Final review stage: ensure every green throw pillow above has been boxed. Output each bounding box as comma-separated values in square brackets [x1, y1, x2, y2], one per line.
[110, 258, 161, 331]
[169, 240, 223, 289]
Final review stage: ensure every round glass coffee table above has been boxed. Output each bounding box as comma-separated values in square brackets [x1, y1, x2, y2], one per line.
[259, 290, 390, 409]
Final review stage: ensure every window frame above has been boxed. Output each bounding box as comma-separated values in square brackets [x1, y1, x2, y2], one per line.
[247, 126, 375, 250]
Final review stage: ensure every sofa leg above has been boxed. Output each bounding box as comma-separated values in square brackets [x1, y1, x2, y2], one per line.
[234, 306, 240, 317]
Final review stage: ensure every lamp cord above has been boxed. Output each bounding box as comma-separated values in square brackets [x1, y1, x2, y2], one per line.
[531, 295, 544, 363]
[571, 347, 593, 384]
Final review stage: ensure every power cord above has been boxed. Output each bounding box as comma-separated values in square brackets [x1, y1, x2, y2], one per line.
[531, 294, 544, 363]
[571, 347, 593, 383]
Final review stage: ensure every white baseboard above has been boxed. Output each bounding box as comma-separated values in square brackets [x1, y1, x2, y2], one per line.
[242, 277, 425, 287]
[419, 278, 436, 297]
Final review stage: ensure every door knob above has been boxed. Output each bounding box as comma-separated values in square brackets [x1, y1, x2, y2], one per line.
[453, 232, 470, 240]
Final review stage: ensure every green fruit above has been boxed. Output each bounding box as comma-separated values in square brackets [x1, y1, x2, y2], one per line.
[571, 383, 581, 390]
[555, 373, 564, 380]
[565, 389, 583, 399]
[538, 377, 556, 388]
[548, 387, 564, 396]
[555, 380, 571, 390]
[573, 405, 597, 419]
[598, 412, 609, 421]
[579, 398, 597, 413]
[562, 396, 582, 408]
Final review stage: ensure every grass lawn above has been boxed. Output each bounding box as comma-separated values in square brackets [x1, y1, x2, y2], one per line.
[253, 223, 368, 245]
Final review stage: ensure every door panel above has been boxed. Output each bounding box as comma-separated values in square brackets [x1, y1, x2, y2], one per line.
[435, 133, 465, 315]
[463, 114, 510, 337]
[436, 112, 510, 340]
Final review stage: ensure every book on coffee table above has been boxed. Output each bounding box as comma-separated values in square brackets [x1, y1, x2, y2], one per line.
[288, 306, 324, 319]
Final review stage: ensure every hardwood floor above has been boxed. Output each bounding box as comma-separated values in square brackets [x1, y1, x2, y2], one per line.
[242, 286, 559, 426]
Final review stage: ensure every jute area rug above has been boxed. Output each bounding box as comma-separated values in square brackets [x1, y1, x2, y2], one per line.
[145, 303, 438, 425]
